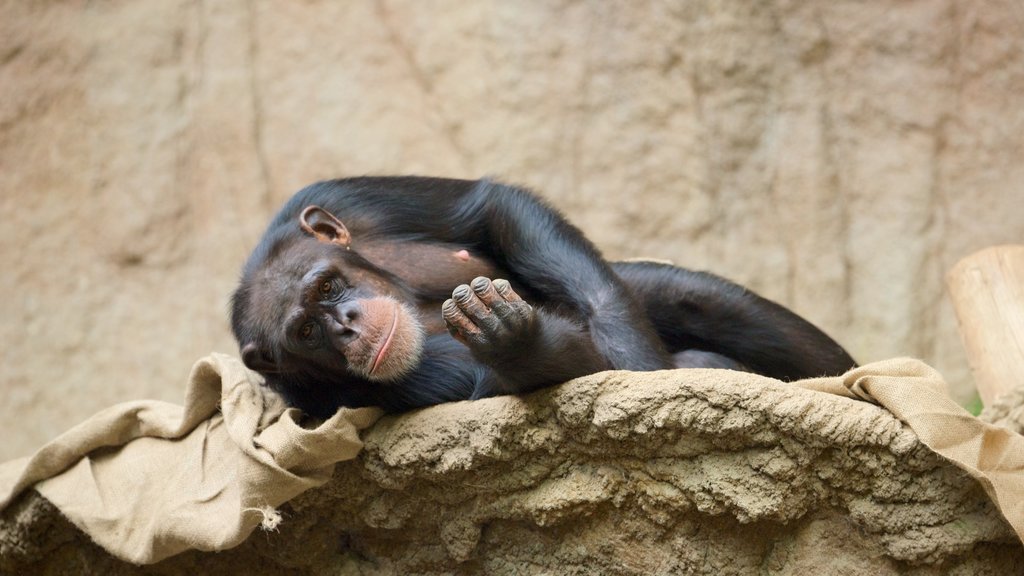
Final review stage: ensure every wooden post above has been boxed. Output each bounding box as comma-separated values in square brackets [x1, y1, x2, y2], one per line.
[947, 245, 1024, 406]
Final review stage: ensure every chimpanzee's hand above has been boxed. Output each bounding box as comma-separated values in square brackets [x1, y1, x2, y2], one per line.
[442, 277, 536, 362]
[443, 276, 610, 393]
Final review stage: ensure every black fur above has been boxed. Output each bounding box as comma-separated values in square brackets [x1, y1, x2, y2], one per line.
[232, 176, 855, 417]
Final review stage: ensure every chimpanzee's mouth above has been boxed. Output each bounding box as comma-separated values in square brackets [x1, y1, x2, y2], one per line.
[369, 301, 399, 376]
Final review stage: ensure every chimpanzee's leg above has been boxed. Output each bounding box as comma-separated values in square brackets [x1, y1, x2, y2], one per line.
[611, 261, 856, 381]
[672, 349, 747, 370]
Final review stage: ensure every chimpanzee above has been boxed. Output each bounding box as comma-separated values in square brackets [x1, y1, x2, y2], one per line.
[231, 176, 855, 417]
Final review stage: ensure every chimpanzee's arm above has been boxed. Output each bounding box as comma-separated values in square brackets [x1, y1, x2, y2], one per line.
[452, 180, 673, 372]
[281, 177, 674, 372]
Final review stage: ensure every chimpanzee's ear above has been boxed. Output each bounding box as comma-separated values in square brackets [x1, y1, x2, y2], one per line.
[241, 342, 278, 373]
[299, 205, 351, 247]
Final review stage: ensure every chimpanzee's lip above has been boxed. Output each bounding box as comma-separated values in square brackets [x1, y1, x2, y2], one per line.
[369, 301, 399, 375]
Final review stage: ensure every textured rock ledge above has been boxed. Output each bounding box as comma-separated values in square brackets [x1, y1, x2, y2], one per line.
[2, 369, 1022, 575]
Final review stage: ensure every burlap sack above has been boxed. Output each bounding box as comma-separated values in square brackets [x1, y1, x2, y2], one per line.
[0, 353, 381, 564]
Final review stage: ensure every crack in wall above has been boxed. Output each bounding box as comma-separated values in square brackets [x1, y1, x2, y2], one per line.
[811, 4, 854, 330]
[373, 0, 473, 175]
[244, 0, 272, 210]
[764, 1, 797, 307]
[568, 9, 595, 205]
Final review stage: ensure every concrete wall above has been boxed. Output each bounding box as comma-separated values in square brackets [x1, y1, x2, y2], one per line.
[2, 0, 1022, 460]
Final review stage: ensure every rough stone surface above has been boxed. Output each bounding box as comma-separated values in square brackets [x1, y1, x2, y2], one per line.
[981, 384, 1024, 435]
[1, 370, 1022, 574]
[2, 1, 1023, 462]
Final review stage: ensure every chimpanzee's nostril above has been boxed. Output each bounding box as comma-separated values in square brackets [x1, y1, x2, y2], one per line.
[336, 326, 358, 345]
[328, 301, 362, 346]
[336, 301, 361, 327]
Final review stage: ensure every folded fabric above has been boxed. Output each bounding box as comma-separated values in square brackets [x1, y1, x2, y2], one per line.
[0, 354, 381, 564]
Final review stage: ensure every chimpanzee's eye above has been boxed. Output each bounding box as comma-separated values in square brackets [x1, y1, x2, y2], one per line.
[299, 322, 316, 341]
[319, 280, 334, 296]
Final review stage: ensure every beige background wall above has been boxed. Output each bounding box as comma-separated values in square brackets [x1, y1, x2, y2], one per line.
[1, 0, 1021, 461]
